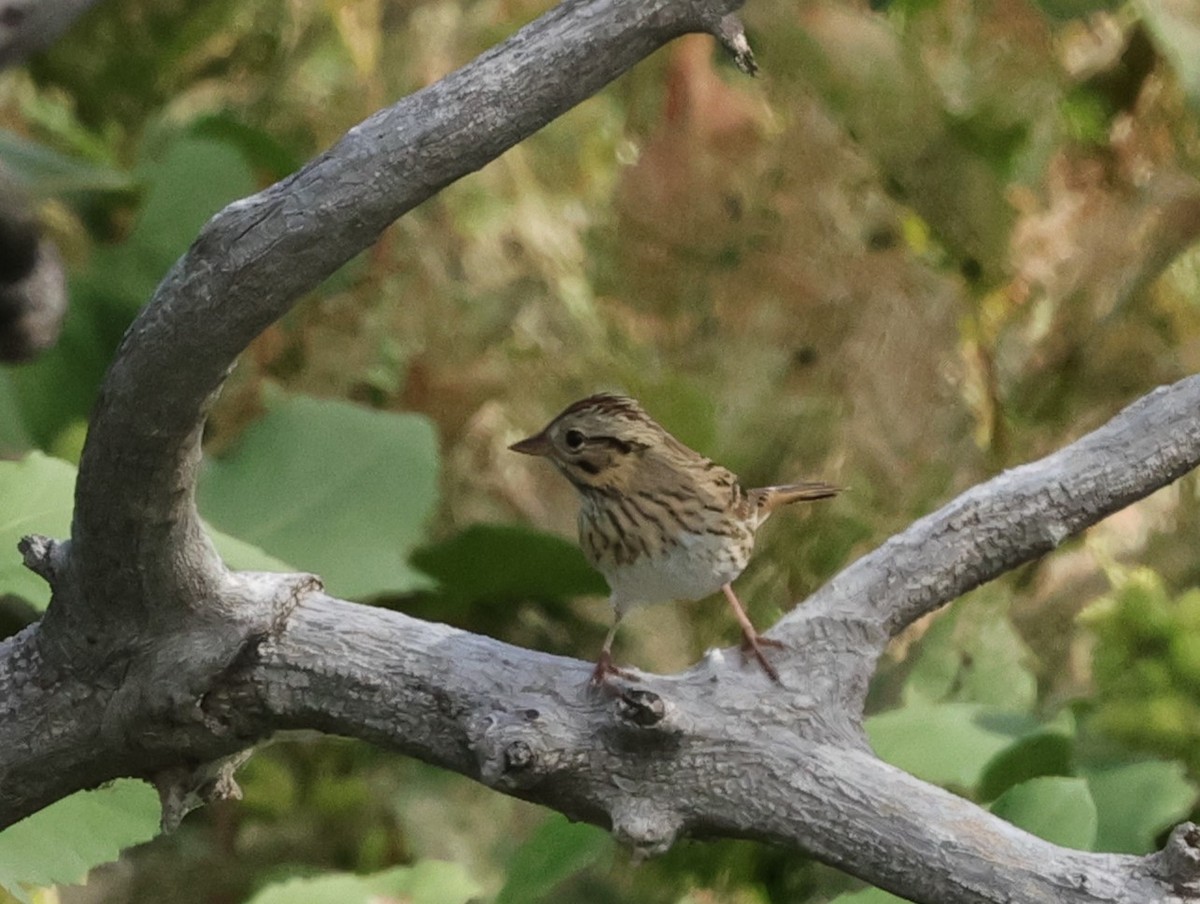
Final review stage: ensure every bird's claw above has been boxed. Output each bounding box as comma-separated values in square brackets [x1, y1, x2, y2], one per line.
[590, 649, 636, 686]
[740, 634, 785, 684]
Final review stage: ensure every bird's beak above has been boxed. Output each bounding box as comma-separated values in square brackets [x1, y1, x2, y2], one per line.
[509, 431, 552, 456]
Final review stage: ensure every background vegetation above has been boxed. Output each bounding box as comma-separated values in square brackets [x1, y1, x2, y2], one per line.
[2, 0, 1200, 901]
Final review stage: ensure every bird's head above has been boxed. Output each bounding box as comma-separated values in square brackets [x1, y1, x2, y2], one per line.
[509, 394, 660, 493]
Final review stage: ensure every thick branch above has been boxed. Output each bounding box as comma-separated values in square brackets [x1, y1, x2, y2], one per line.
[160, 591, 1200, 901]
[7, 380, 1200, 901]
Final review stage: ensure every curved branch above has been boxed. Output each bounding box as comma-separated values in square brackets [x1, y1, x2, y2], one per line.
[165, 583, 1200, 902]
[67, 0, 742, 636]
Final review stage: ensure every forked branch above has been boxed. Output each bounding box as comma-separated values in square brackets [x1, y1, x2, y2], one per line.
[1, 0, 1199, 902]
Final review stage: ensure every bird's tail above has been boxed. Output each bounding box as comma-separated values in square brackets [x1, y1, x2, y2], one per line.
[750, 481, 841, 523]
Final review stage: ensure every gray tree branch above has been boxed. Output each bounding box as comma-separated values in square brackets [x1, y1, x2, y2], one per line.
[1, 1, 1199, 902]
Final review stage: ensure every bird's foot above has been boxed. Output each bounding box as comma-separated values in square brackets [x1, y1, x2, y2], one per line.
[744, 635, 785, 650]
[739, 633, 785, 684]
[590, 649, 635, 686]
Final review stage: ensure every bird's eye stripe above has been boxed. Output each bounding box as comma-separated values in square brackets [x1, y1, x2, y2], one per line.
[596, 436, 636, 454]
[575, 459, 600, 475]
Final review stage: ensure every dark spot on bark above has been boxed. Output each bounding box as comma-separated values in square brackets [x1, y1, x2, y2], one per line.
[616, 689, 665, 727]
[504, 740, 534, 771]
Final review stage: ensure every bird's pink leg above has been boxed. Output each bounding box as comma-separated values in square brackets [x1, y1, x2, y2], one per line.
[721, 583, 783, 683]
[590, 615, 633, 685]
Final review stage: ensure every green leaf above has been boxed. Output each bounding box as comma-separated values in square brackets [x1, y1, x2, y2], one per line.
[900, 609, 960, 705]
[0, 130, 135, 199]
[0, 453, 75, 611]
[990, 777, 1098, 850]
[198, 395, 439, 599]
[1083, 759, 1198, 853]
[131, 135, 256, 277]
[207, 524, 295, 574]
[957, 611, 1037, 710]
[0, 780, 160, 901]
[189, 114, 302, 181]
[411, 524, 606, 613]
[48, 419, 89, 465]
[901, 598, 1036, 710]
[496, 815, 612, 904]
[978, 730, 1075, 802]
[866, 703, 1044, 790]
[0, 374, 33, 457]
[244, 861, 480, 904]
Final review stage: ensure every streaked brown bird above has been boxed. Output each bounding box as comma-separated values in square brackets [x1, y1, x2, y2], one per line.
[510, 393, 839, 684]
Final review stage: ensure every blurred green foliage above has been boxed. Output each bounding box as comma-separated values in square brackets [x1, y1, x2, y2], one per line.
[1, 0, 1200, 901]
[241, 861, 481, 904]
[1085, 569, 1200, 774]
[866, 592, 1194, 859]
[198, 394, 440, 599]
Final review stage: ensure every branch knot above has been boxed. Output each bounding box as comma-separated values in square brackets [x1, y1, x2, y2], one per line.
[1149, 822, 1200, 888]
[609, 798, 682, 859]
[18, 534, 67, 585]
[709, 13, 756, 76]
[153, 750, 254, 832]
[467, 707, 556, 790]
[612, 687, 667, 728]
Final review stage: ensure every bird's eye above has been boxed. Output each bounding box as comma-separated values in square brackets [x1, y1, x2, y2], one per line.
[564, 429, 585, 451]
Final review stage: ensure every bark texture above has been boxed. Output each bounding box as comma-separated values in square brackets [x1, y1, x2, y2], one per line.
[2, 1, 1199, 902]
